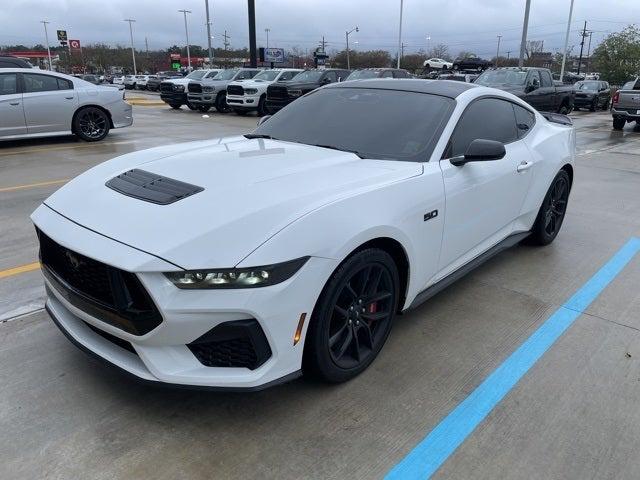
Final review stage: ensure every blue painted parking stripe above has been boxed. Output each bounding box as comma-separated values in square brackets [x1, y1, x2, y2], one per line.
[386, 237, 640, 480]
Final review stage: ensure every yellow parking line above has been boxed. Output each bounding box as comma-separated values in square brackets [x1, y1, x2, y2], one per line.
[0, 179, 69, 193]
[0, 262, 40, 279]
[0, 140, 129, 157]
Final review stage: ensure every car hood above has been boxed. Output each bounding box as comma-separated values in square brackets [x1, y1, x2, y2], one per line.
[43, 137, 422, 269]
[271, 81, 320, 90]
[230, 79, 273, 88]
[163, 78, 191, 86]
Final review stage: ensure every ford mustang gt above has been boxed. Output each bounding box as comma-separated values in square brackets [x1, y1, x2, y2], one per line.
[32, 79, 575, 390]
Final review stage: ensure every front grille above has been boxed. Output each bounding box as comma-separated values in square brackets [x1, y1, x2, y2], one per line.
[159, 82, 175, 93]
[267, 85, 288, 99]
[188, 319, 271, 370]
[84, 321, 137, 355]
[38, 229, 162, 336]
[227, 85, 244, 96]
[188, 82, 202, 93]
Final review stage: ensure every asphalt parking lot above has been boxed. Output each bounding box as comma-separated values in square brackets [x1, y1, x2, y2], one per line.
[1, 104, 640, 479]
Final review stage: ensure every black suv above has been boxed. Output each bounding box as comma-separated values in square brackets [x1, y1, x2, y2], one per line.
[0, 55, 33, 68]
[266, 69, 350, 113]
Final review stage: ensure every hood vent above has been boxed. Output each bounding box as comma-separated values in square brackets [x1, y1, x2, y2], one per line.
[106, 169, 204, 205]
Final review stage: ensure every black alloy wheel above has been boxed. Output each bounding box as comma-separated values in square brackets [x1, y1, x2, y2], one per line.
[74, 107, 110, 142]
[169, 103, 182, 109]
[304, 249, 399, 383]
[529, 170, 571, 245]
[186, 102, 197, 111]
[215, 92, 231, 113]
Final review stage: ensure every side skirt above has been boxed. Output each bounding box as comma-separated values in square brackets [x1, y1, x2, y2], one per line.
[406, 231, 531, 311]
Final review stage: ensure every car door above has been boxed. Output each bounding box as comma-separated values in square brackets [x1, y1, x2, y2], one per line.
[0, 72, 27, 137]
[523, 70, 546, 110]
[21, 73, 77, 134]
[538, 70, 555, 111]
[437, 97, 534, 276]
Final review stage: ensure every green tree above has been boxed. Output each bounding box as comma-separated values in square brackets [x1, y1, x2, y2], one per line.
[592, 25, 640, 85]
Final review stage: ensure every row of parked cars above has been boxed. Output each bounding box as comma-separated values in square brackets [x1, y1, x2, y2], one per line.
[156, 67, 412, 116]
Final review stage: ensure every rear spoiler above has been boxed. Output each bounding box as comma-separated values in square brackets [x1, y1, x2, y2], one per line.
[541, 112, 572, 126]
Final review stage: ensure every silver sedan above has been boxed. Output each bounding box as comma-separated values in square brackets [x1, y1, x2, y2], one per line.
[0, 68, 133, 142]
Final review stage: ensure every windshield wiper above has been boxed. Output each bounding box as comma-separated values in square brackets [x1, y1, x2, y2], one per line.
[311, 143, 365, 159]
[244, 134, 277, 140]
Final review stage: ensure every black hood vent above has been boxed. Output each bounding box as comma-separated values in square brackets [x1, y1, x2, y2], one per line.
[106, 169, 204, 205]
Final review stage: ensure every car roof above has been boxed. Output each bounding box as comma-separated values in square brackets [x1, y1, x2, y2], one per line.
[330, 78, 476, 98]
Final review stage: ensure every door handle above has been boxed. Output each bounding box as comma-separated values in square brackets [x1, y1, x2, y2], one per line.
[517, 161, 533, 172]
[65, 96, 74, 100]
[9, 101, 20, 106]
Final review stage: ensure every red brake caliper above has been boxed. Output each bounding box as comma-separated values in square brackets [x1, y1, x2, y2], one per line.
[368, 302, 378, 314]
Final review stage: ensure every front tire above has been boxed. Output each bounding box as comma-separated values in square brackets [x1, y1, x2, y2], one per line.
[215, 92, 231, 113]
[529, 170, 570, 246]
[613, 118, 625, 130]
[186, 102, 197, 111]
[304, 249, 399, 383]
[73, 107, 110, 142]
[169, 103, 182, 109]
[196, 105, 211, 112]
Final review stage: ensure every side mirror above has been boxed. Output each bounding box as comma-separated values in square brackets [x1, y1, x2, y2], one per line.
[321, 77, 331, 84]
[450, 139, 506, 166]
[256, 115, 271, 126]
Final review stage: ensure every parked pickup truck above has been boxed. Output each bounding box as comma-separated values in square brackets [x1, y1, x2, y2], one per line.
[159, 69, 221, 110]
[265, 69, 350, 113]
[475, 67, 574, 114]
[226, 68, 302, 116]
[186, 68, 261, 113]
[611, 78, 640, 130]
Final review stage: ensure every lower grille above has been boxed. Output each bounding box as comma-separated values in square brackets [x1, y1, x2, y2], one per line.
[227, 85, 244, 96]
[188, 319, 271, 370]
[84, 321, 137, 355]
[188, 82, 202, 93]
[38, 229, 162, 336]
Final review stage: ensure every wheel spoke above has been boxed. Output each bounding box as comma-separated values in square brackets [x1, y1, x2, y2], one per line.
[345, 282, 358, 300]
[364, 290, 392, 305]
[361, 311, 389, 322]
[329, 323, 349, 348]
[333, 327, 353, 360]
[367, 268, 383, 295]
[334, 305, 349, 319]
[358, 322, 374, 349]
[359, 266, 372, 295]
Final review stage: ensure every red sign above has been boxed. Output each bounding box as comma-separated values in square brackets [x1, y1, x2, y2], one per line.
[69, 39, 81, 51]
[170, 53, 180, 60]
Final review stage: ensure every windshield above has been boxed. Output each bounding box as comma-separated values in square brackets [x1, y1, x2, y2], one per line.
[346, 70, 381, 80]
[475, 70, 528, 86]
[253, 87, 454, 162]
[576, 81, 599, 91]
[253, 70, 281, 81]
[213, 69, 238, 80]
[186, 70, 207, 80]
[289, 70, 323, 82]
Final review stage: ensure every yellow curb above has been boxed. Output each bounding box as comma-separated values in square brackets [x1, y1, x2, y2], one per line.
[0, 179, 69, 193]
[126, 98, 166, 106]
[0, 262, 40, 279]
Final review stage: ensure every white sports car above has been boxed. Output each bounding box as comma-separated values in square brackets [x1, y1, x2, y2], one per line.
[32, 80, 575, 390]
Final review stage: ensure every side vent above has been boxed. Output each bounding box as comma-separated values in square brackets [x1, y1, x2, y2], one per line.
[106, 169, 204, 205]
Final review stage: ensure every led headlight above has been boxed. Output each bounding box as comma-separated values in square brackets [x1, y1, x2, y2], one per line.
[288, 89, 302, 97]
[175, 84, 185, 92]
[244, 88, 258, 95]
[165, 257, 309, 289]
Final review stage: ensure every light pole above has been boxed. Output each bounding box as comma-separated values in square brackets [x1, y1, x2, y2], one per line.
[40, 20, 52, 70]
[265, 28, 270, 49]
[496, 35, 502, 66]
[124, 19, 137, 74]
[345, 26, 358, 70]
[559, 0, 575, 82]
[397, 0, 403, 68]
[518, 0, 531, 67]
[426, 35, 431, 54]
[178, 9, 192, 70]
[204, 0, 213, 66]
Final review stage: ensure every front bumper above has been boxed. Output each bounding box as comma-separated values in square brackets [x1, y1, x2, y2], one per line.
[33, 205, 338, 389]
[574, 96, 596, 107]
[611, 107, 640, 120]
[265, 97, 293, 112]
[226, 94, 260, 109]
[160, 92, 188, 104]
[187, 92, 217, 105]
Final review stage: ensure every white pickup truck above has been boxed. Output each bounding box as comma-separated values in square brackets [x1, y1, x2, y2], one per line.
[612, 78, 640, 130]
[226, 69, 302, 115]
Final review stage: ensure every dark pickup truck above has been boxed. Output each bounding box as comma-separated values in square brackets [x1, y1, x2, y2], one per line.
[475, 67, 574, 113]
[265, 69, 350, 113]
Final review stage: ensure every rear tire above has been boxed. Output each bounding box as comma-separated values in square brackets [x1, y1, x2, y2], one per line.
[257, 95, 268, 116]
[73, 107, 110, 142]
[613, 118, 625, 130]
[528, 170, 570, 246]
[303, 249, 399, 383]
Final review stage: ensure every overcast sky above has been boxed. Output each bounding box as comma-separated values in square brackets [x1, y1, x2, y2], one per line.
[1, 0, 637, 58]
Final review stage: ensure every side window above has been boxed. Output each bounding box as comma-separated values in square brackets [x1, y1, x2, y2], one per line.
[381, 70, 394, 78]
[448, 98, 519, 158]
[279, 71, 297, 81]
[324, 71, 337, 83]
[393, 70, 409, 78]
[513, 104, 535, 139]
[237, 70, 258, 80]
[57, 78, 73, 90]
[23, 74, 61, 93]
[540, 70, 552, 88]
[0, 73, 18, 95]
[527, 70, 541, 89]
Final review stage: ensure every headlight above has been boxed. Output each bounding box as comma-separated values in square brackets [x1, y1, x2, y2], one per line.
[174, 84, 185, 92]
[244, 88, 258, 95]
[164, 257, 309, 289]
[203, 86, 215, 92]
[288, 89, 302, 97]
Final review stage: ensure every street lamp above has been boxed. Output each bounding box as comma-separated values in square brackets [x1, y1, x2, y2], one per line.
[345, 26, 358, 70]
[123, 19, 137, 75]
[397, 0, 403, 68]
[204, 0, 213, 66]
[40, 20, 52, 70]
[426, 35, 431, 54]
[265, 28, 270, 49]
[496, 35, 502, 66]
[178, 9, 192, 70]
